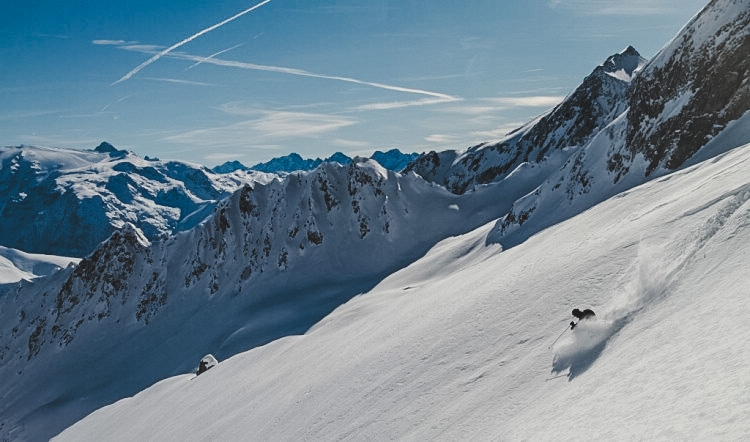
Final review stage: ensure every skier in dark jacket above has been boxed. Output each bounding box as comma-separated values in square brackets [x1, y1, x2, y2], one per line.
[570, 308, 595, 329]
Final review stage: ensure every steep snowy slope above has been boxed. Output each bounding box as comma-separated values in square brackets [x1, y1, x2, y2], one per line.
[0, 143, 274, 257]
[0, 159, 523, 441]
[57, 142, 750, 441]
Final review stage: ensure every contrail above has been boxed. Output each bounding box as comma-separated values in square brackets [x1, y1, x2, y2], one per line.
[186, 43, 244, 70]
[112, 0, 272, 85]
[166, 51, 461, 102]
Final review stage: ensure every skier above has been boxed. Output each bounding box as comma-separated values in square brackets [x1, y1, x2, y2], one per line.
[196, 354, 219, 375]
[549, 308, 597, 348]
[569, 308, 595, 329]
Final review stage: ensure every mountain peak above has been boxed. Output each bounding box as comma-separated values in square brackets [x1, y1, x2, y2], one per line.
[621, 45, 640, 57]
[212, 160, 248, 174]
[327, 152, 352, 165]
[94, 141, 118, 153]
[250, 152, 322, 173]
[601, 46, 647, 82]
[371, 149, 419, 172]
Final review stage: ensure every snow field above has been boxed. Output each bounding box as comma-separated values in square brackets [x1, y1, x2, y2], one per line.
[57, 144, 750, 441]
[0, 246, 79, 284]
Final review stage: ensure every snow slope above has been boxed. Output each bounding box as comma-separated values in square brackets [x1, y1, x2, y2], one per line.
[0, 159, 521, 441]
[0, 247, 78, 284]
[4, 1, 748, 439]
[57, 141, 750, 441]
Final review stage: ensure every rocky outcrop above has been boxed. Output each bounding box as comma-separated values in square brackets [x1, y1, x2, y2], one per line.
[624, 0, 750, 174]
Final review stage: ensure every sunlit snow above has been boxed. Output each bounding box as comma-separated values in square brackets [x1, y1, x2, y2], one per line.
[57, 142, 750, 441]
[0, 246, 79, 284]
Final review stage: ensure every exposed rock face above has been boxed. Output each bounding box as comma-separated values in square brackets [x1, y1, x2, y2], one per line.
[27, 224, 156, 360]
[487, 0, 750, 246]
[624, 0, 750, 174]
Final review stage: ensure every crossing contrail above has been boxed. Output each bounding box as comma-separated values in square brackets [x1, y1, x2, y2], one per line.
[186, 44, 244, 70]
[112, 0, 272, 85]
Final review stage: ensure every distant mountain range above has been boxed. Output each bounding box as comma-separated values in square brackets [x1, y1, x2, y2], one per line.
[1, 0, 748, 439]
[212, 149, 419, 174]
[0, 143, 417, 258]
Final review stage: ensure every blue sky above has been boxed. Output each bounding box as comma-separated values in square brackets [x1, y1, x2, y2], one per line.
[1, 0, 707, 167]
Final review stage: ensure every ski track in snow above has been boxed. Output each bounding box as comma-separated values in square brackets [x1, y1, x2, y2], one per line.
[553, 160, 750, 380]
[8, 2, 750, 438]
[53, 141, 750, 442]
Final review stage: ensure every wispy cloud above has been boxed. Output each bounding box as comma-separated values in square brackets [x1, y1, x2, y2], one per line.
[250, 111, 356, 137]
[141, 77, 217, 87]
[355, 96, 460, 111]
[438, 105, 498, 116]
[93, 39, 137, 46]
[217, 101, 339, 118]
[162, 111, 357, 148]
[549, 0, 679, 15]
[330, 138, 371, 149]
[18, 133, 102, 149]
[94, 40, 166, 53]
[33, 33, 69, 40]
[483, 96, 565, 108]
[471, 123, 526, 140]
[425, 134, 461, 144]
[0, 109, 60, 121]
[436, 95, 564, 117]
[112, 0, 273, 85]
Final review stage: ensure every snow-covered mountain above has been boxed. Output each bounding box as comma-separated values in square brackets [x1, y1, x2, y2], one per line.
[213, 149, 419, 174]
[0, 0, 748, 440]
[405, 45, 647, 194]
[370, 149, 420, 172]
[0, 143, 417, 260]
[0, 158, 521, 441]
[0, 142, 275, 257]
[56, 139, 750, 441]
[625, 0, 749, 173]
[487, 0, 748, 249]
[407, 0, 748, 249]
